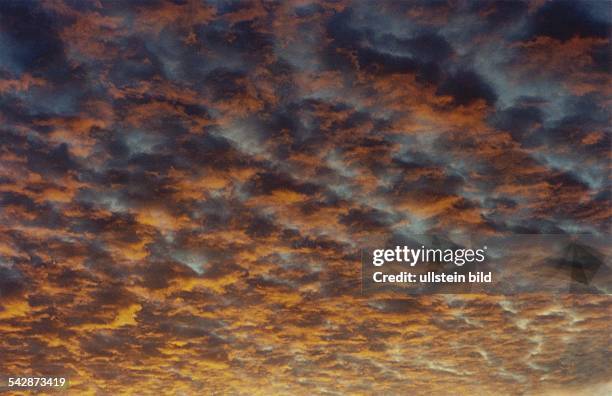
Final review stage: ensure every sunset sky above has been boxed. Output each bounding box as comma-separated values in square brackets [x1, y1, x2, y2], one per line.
[0, 1, 610, 394]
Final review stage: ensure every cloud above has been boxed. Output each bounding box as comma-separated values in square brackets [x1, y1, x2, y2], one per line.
[0, 0, 610, 394]
[527, 0, 610, 42]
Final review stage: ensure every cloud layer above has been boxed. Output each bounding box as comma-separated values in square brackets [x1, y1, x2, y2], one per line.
[0, 1, 610, 394]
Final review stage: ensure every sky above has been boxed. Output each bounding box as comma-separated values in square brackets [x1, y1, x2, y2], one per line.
[0, 0, 611, 394]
